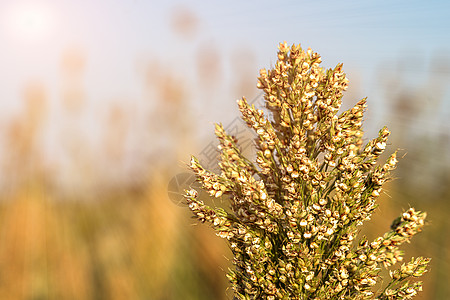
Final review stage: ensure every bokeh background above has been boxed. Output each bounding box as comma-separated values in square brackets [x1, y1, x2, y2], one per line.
[0, 1, 449, 299]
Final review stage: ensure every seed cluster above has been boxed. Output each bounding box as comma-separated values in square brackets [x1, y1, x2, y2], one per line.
[184, 42, 429, 299]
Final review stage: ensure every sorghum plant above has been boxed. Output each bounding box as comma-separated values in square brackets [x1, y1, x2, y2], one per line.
[184, 42, 430, 299]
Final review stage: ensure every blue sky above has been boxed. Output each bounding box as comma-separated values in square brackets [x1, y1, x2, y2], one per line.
[0, 0, 449, 164]
[1, 0, 449, 107]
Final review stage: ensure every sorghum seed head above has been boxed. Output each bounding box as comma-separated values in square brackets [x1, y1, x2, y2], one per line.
[185, 43, 429, 300]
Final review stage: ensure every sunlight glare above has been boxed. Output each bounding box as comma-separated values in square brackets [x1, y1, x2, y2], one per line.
[4, 3, 55, 43]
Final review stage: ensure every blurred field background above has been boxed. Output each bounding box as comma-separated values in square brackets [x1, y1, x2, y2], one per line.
[0, 1, 449, 299]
